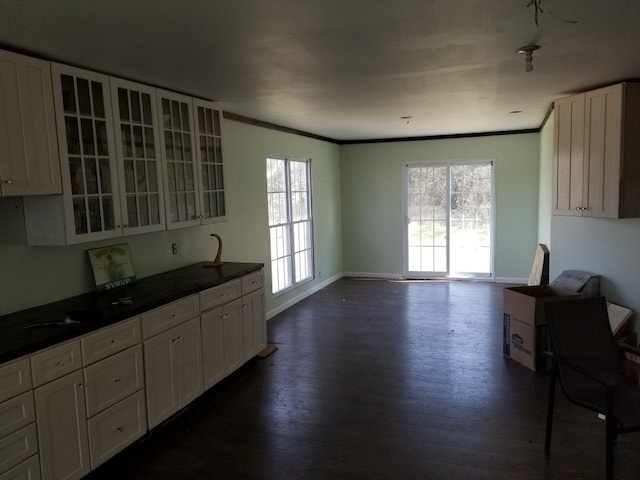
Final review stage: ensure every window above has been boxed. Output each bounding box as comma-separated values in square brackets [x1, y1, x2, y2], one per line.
[266, 157, 314, 294]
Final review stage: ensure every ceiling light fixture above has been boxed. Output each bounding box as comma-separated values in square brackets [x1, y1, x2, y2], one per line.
[518, 45, 539, 72]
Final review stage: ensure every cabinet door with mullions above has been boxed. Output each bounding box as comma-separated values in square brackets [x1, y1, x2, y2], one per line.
[194, 99, 226, 222]
[52, 63, 121, 243]
[111, 78, 165, 235]
[157, 89, 201, 229]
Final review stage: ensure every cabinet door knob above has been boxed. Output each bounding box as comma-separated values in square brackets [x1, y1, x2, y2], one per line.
[2, 179, 13, 184]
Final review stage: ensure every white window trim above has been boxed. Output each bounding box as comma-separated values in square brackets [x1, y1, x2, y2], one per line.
[266, 156, 314, 296]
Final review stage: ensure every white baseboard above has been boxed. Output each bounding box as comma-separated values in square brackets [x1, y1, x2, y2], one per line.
[495, 277, 528, 285]
[342, 271, 404, 280]
[266, 272, 343, 320]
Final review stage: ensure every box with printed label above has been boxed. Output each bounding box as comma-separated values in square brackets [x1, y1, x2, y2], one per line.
[503, 285, 580, 371]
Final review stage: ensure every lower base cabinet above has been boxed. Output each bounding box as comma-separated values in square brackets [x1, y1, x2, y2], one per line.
[1, 267, 265, 479]
[0, 454, 41, 480]
[87, 390, 146, 468]
[242, 289, 266, 361]
[34, 371, 90, 480]
[144, 317, 203, 429]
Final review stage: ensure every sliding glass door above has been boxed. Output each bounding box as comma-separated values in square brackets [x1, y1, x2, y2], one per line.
[405, 162, 494, 279]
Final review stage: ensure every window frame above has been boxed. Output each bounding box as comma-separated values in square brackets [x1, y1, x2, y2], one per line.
[266, 156, 314, 296]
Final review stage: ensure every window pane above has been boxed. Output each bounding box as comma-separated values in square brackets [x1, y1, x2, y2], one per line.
[266, 157, 313, 294]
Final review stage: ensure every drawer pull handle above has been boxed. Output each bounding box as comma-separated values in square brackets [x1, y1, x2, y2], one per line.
[78, 383, 85, 389]
[114, 378, 121, 384]
[116, 426, 124, 432]
[172, 336, 184, 343]
[110, 339, 117, 344]
[221, 293, 227, 297]
[172, 314, 179, 319]
[242, 303, 248, 308]
[251, 281, 257, 285]
[222, 313, 229, 319]
[55, 361, 64, 366]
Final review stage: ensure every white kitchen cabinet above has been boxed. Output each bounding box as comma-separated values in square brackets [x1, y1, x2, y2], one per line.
[0, 49, 60, 196]
[242, 289, 266, 362]
[34, 370, 90, 480]
[0, 454, 40, 480]
[221, 299, 244, 375]
[201, 298, 244, 387]
[553, 82, 640, 218]
[24, 64, 122, 245]
[157, 89, 201, 229]
[200, 307, 224, 389]
[0, 425, 38, 477]
[0, 358, 32, 404]
[193, 99, 226, 222]
[80, 319, 146, 470]
[0, 358, 38, 480]
[200, 270, 266, 382]
[83, 345, 144, 418]
[110, 78, 165, 235]
[144, 316, 203, 428]
[553, 93, 585, 216]
[86, 389, 146, 469]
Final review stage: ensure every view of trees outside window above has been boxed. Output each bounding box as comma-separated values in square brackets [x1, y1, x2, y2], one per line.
[407, 162, 492, 277]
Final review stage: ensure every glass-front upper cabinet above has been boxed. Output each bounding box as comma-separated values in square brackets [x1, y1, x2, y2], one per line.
[157, 89, 201, 229]
[193, 99, 226, 223]
[111, 78, 165, 235]
[51, 63, 121, 244]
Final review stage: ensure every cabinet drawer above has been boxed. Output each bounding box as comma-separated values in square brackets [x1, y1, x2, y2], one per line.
[0, 424, 38, 475]
[82, 317, 141, 365]
[84, 345, 144, 418]
[0, 359, 31, 404]
[0, 454, 40, 480]
[200, 279, 241, 312]
[141, 295, 199, 339]
[30, 340, 82, 387]
[0, 392, 35, 439]
[87, 390, 147, 469]
[241, 270, 264, 295]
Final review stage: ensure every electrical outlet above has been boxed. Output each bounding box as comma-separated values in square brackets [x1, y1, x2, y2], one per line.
[171, 243, 178, 255]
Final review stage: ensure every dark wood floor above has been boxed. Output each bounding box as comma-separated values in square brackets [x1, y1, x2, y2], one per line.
[86, 279, 640, 479]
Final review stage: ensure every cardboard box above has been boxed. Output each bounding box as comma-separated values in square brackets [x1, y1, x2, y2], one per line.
[503, 285, 580, 371]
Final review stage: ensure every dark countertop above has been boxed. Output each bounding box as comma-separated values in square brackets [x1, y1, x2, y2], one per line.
[0, 261, 263, 364]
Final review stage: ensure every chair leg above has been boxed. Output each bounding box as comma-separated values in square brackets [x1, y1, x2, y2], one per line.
[605, 388, 615, 480]
[545, 365, 557, 454]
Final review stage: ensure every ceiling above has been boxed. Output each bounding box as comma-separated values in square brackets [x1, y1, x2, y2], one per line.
[1, 0, 639, 142]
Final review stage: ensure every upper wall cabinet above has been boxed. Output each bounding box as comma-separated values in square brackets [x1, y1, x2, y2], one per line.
[24, 64, 123, 245]
[0, 49, 61, 196]
[553, 83, 640, 218]
[157, 92, 227, 229]
[22, 56, 227, 244]
[111, 78, 165, 235]
[157, 90, 201, 229]
[194, 99, 226, 222]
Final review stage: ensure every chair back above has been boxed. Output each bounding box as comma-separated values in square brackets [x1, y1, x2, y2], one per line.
[544, 297, 625, 407]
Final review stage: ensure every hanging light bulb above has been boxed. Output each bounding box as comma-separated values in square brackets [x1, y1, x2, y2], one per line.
[518, 45, 540, 72]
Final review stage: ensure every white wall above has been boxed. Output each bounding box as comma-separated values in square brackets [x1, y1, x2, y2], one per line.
[341, 133, 540, 282]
